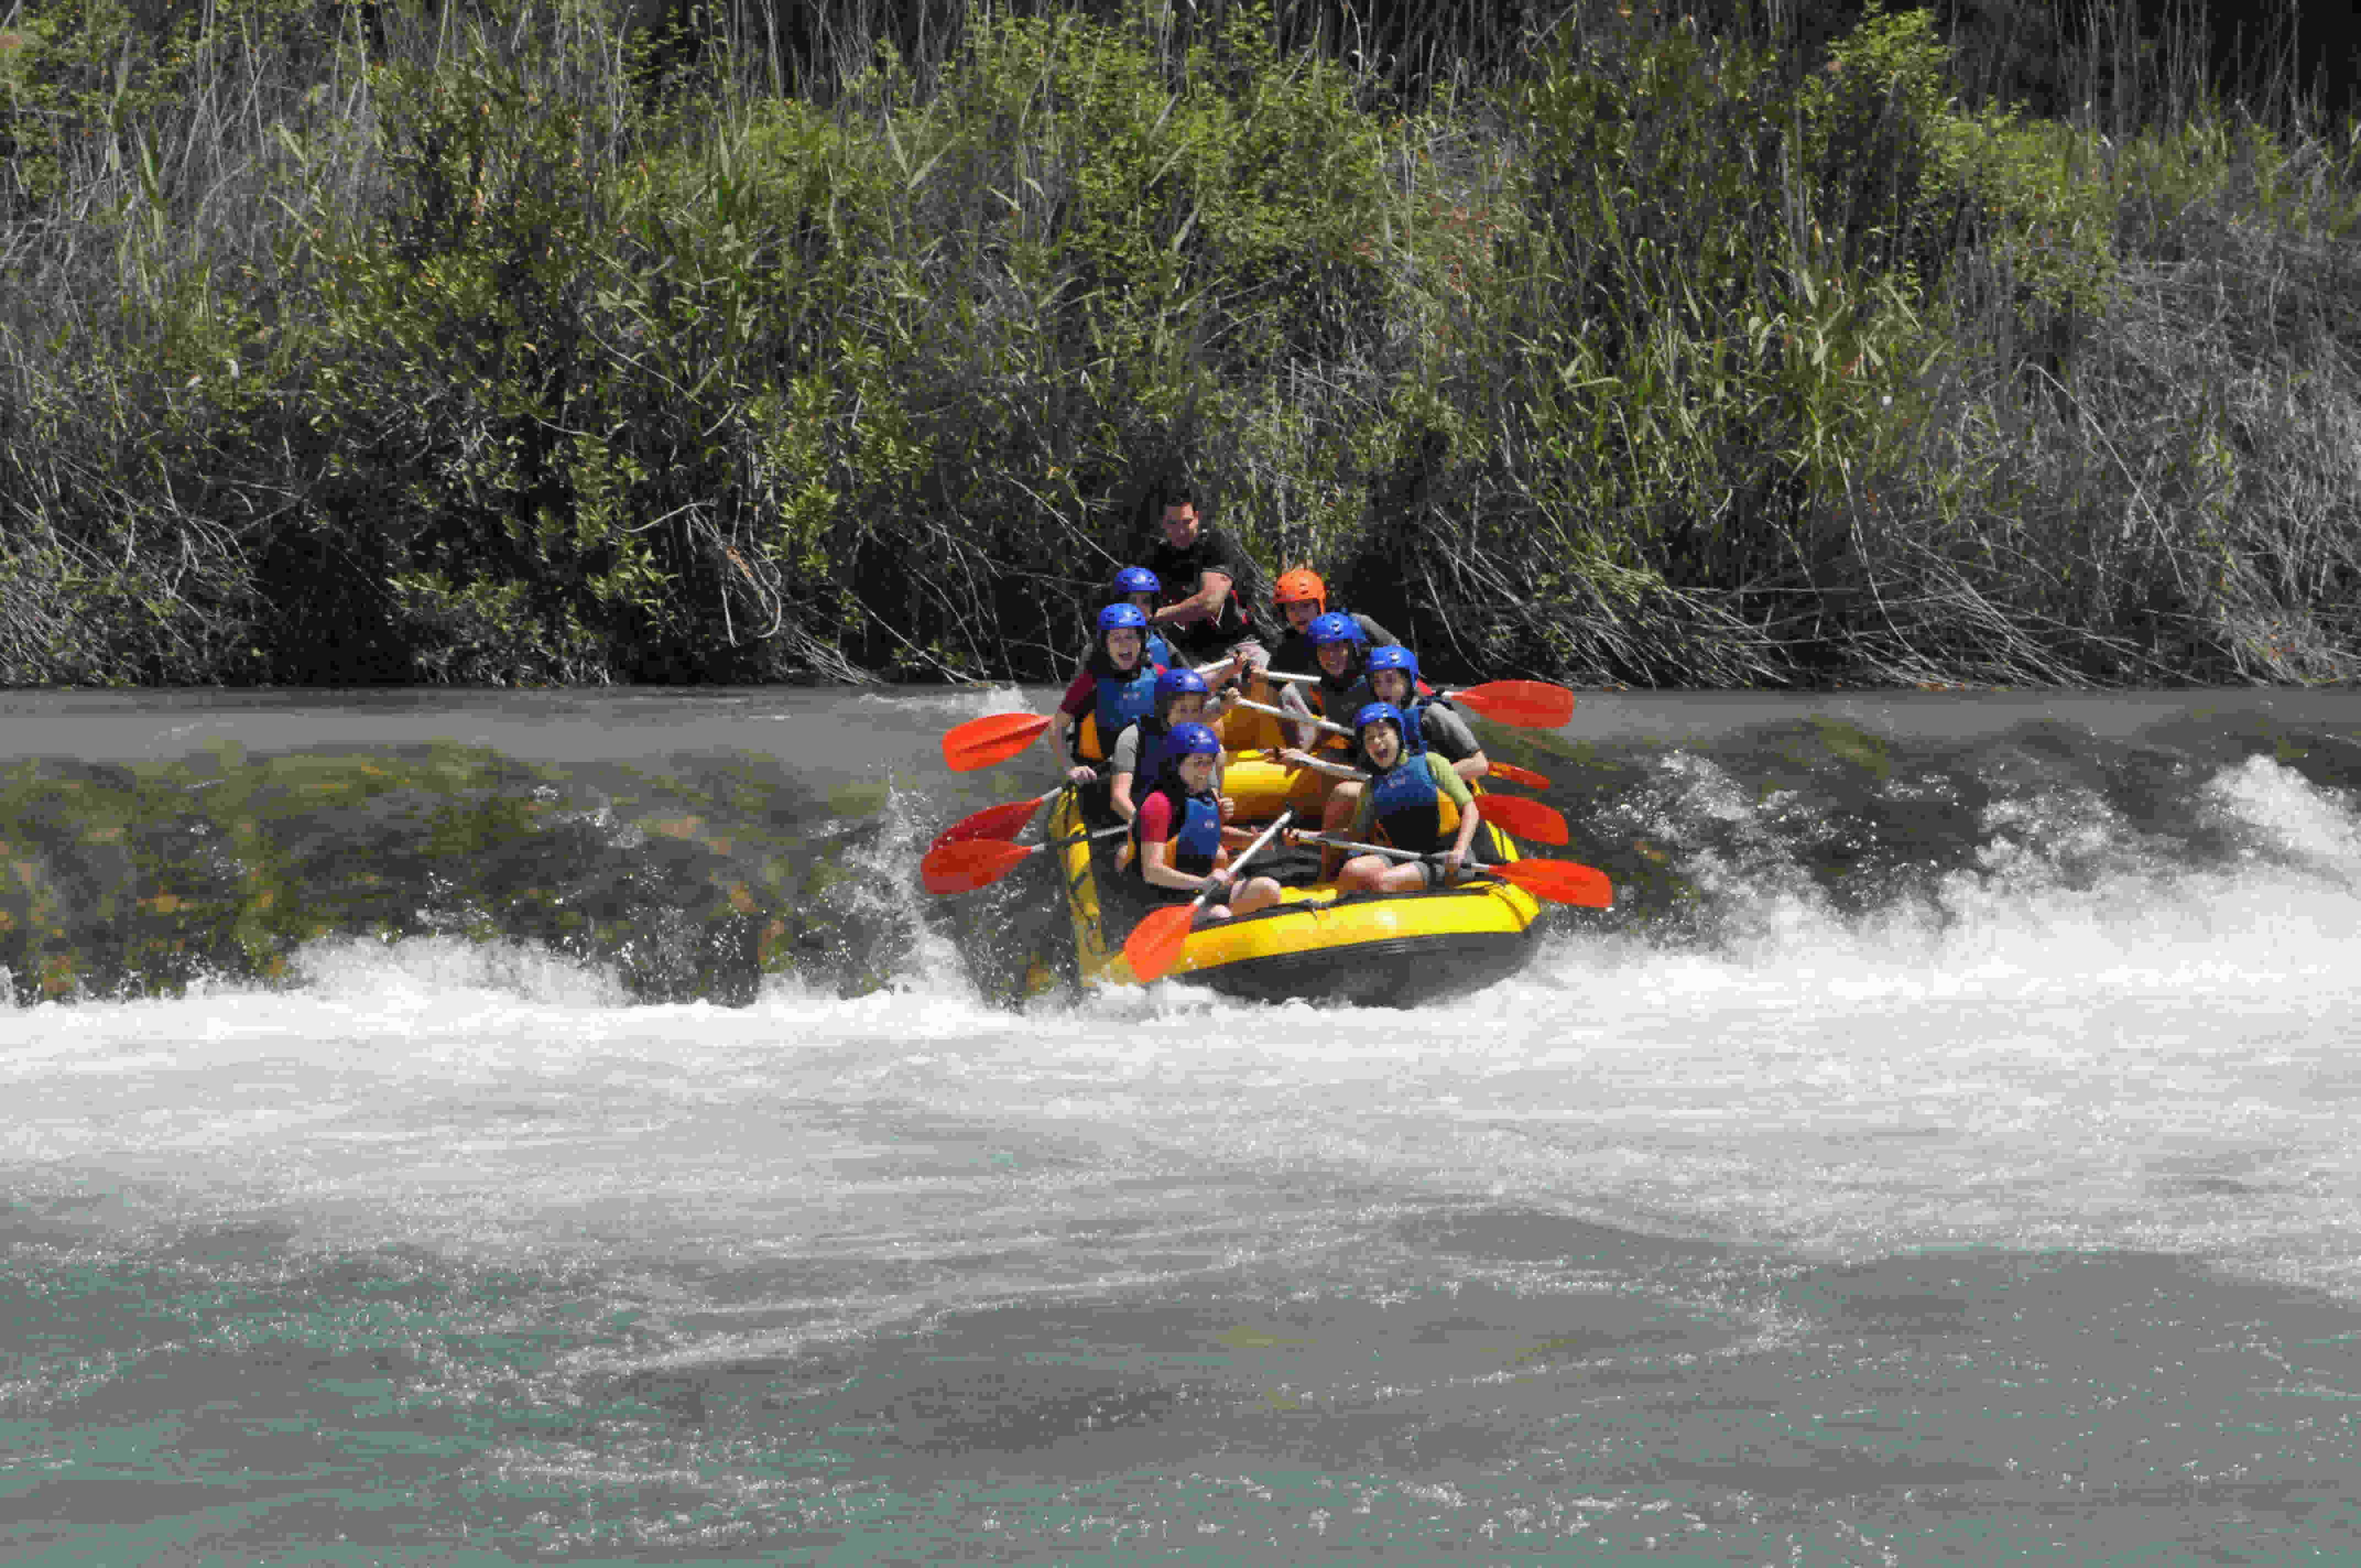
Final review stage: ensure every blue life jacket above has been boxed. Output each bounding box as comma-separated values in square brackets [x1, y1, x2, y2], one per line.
[1129, 782, 1224, 879]
[1145, 629, 1175, 669]
[1129, 716, 1175, 784]
[1075, 655, 1161, 763]
[1368, 753, 1461, 856]
[1396, 695, 1434, 758]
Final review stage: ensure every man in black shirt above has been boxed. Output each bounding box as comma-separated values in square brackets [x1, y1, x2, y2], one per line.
[1141, 480, 1267, 673]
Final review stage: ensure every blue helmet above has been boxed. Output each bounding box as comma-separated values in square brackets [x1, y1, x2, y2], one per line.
[1364, 644, 1419, 696]
[1154, 666, 1209, 709]
[1161, 722, 1222, 771]
[1096, 602, 1149, 635]
[1305, 611, 1364, 648]
[1353, 701, 1407, 742]
[1113, 565, 1161, 597]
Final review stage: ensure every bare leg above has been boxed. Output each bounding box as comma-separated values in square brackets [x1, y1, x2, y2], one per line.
[1231, 876, 1285, 916]
[1339, 854, 1429, 895]
[1319, 782, 1362, 879]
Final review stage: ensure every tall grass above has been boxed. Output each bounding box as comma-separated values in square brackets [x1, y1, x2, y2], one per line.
[2, 0, 2357, 687]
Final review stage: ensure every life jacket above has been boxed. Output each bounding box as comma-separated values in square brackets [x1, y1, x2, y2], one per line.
[1126, 715, 1174, 783]
[1073, 652, 1161, 764]
[1128, 780, 1224, 880]
[1308, 674, 1373, 752]
[1367, 753, 1461, 857]
[1394, 693, 1454, 758]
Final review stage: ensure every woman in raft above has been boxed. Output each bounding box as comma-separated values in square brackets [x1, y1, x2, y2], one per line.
[1048, 603, 1164, 788]
[1321, 700, 1486, 893]
[1129, 722, 1285, 927]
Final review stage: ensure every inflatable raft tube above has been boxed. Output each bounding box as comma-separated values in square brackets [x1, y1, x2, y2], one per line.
[1042, 783, 1542, 1005]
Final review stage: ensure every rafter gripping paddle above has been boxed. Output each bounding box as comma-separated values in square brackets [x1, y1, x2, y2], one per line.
[1122, 810, 1294, 983]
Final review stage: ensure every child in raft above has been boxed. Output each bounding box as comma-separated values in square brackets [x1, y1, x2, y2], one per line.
[1049, 603, 1164, 788]
[1108, 667, 1235, 823]
[1319, 700, 1485, 892]
[1129, 723, 1285, 925]
[1105, 566, 1176, 671]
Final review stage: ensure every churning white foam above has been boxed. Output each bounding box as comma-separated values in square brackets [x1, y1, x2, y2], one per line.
[3, 759, 2358, 1309]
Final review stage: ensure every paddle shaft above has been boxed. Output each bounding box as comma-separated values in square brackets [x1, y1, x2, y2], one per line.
[1304, 833, 1464, 863]
[1234, 695, 1350, 738]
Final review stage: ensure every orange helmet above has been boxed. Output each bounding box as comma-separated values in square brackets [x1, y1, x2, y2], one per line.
[1272, 568, 1326, 612]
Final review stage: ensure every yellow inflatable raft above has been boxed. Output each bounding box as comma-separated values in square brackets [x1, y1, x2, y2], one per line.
[1042, 749, 1543, 1004]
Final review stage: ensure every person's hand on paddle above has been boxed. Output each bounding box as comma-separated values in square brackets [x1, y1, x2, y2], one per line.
[1436, 846, 1466, 883]
[1278, 747, 1318, 771]
[1067, 764, 1098, 785]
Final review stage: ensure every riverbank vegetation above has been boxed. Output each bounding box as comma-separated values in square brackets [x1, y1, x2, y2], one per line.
[4, 0, 2358, 688]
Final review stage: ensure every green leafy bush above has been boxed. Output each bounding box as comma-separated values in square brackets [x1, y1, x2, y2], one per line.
[3, 0, 2358, 689]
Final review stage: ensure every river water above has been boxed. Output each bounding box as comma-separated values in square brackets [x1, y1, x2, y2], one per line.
[3, 687, 2358, 1563]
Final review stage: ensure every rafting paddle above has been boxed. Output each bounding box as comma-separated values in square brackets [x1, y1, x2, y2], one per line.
[930, 788, 1064, 849]
[1465, 792, 1569, 846]
[922, 824, 1127, 895]
[1254, 674, 1576, 729]
[1489, 760, 1553, 791]
[1302, 834, 1613, 907]
[942, 711, 1053, 772]
[1122, 810, 1294, 984]
[1445, 680, 1576, 728]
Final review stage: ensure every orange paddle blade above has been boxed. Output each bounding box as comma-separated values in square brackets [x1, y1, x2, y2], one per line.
[1482, 858, 1612, 907]
[1477, 792, 1569, 846]
[942, 712, 1053, 772]
[920, 839, 1039, 895]
[931, 790, 1059, 849]
[1121, 904, 1199, 983]
[1489, 760, 1552, 791]
[1449, 681, 1576, 729]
